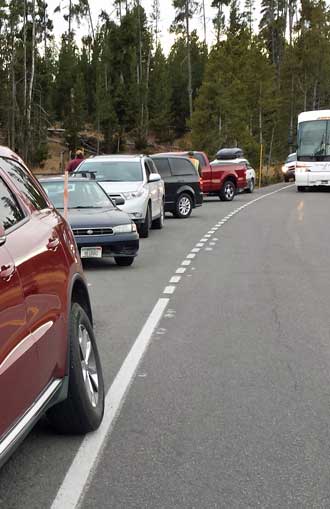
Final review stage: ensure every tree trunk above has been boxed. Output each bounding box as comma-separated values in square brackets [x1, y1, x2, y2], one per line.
[267, 125, 275, 173]
[11, 47, 16, 151]
[312, 80, 318, 110]
[86, 1, 95, 40]
[145, 45, 151, 135]
[69, 0, 72, 35]
[185, 0, 193, 120]
[23, 0, 27, 157]
[289, 74, 294, 152]
[202, 0, 207, 44]
[27, 0, 36, 160]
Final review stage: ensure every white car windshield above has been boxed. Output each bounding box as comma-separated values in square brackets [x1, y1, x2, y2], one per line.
[78, 161, 143, 182]
[42, 180, 114, 209]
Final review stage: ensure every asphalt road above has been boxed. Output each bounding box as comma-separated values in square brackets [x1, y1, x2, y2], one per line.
[2, 183, 330, 508]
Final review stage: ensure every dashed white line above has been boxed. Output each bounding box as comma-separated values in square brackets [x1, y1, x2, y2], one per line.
[169, 276, 181, 284]
[163, 286, 176, 295]
[191, 248, 200, 253]
[176, 267, 186, 274]
[186, 253, 196, 259]
[182, 260, 191, 266]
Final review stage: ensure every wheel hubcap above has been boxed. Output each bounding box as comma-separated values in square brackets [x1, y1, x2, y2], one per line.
[78, 324, 99, 408]
[225, 184, 234, 199]
[179, 197, 191, 215]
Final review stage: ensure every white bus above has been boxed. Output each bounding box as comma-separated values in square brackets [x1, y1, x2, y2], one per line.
[296, 110, 330, 191]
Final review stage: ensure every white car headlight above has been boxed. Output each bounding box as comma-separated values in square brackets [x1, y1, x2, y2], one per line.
[282, 165, 287, 173]
[122, 186, 146, 200]
[113, 224, 136, 234]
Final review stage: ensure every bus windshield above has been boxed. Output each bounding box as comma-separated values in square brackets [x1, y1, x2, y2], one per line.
[297, 120, 330, 161]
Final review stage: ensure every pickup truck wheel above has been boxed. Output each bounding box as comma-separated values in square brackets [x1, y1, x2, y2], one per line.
[174, 193, 193, 218]
[219, 181, 236, 201]
[297, 186, 306, 192]
[47, 303, 104, 434]
[138, 204, 151, 238]
[247, 178, 255, 193]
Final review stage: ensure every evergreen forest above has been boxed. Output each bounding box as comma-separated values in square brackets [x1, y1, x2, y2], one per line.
[0, 0, 329, 168]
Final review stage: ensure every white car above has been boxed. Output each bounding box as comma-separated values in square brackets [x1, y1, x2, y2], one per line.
[282, 153, 296, 182]
[76, 155, 165, 238]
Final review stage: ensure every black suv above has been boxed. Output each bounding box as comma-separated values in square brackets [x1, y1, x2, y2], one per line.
[151, 154, 203, 218]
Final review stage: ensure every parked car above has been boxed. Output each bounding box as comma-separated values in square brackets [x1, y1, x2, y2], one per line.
[161, 150, 247, 202]
[282, 152, 296, 182]
[40, 177, 139, 266]
[74, 155, 165, 238]
[0, 147, 104, 468]
[151, 154, 203, 218]
[214, 148, 256, 193]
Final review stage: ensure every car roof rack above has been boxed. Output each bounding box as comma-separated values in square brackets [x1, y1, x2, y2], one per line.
[216, 148, 244, 160]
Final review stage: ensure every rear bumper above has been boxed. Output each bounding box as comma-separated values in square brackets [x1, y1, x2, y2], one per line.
[75, 233, 139, 257]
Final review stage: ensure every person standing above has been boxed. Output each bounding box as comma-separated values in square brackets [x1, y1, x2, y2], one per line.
[66, 149, 84, 173]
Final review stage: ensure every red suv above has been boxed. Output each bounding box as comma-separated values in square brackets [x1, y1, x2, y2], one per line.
[0, 147, 104, 467]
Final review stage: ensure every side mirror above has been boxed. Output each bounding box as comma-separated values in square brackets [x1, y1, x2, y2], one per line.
[0, 224, 6, 247]
[149, 173, 161, 183]
[112, 196, 125, 206]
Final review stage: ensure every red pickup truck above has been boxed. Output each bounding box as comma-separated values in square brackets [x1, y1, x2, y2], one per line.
[177, 151, 247, 201]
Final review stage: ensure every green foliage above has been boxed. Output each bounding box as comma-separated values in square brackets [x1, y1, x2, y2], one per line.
[0, 0, 330, 168]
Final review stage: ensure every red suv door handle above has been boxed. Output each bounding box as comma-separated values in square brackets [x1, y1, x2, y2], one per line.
[0, 263, 15, 282]
[47, 235, 60, 251]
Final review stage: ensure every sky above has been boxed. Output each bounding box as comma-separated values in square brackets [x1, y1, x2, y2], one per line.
[48, 0, 219, 53]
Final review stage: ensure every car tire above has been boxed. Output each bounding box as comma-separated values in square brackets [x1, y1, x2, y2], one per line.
[115, 256, 134, 266]
[47, 303, 104, 434]
[174, 193, 193, 218]
[247, 178, 255, 193]
[297, 186, 306, 192]
[152, 201, 164, 229]
[219, 180, 236, 201]
[138, 204, 151, 238]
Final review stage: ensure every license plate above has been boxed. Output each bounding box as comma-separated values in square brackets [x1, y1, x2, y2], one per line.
[80, 247, 102, 258]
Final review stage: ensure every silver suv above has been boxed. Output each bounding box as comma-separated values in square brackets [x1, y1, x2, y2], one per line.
[76, 155, 165, 238]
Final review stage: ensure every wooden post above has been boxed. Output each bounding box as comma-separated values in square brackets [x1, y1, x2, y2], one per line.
[259, 143, 263, 188]
[64, 170, 69, 221]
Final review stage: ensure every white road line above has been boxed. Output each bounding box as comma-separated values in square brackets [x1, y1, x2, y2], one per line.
[176, 267, 186, 274]
[186, 253, 196, 259]
[169, 276, 181, 283]
[209, 242, 216, 246]
[163, 286, 176, 294]
[191, 248, 200, 253]
[196, 243, 204, 247]
[212, 238, 218, 241]
[181, 260, 191, 266]
[51, 298, 169, 509]
[205, 247, 213, 251]
[200, 238, 208, 242]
